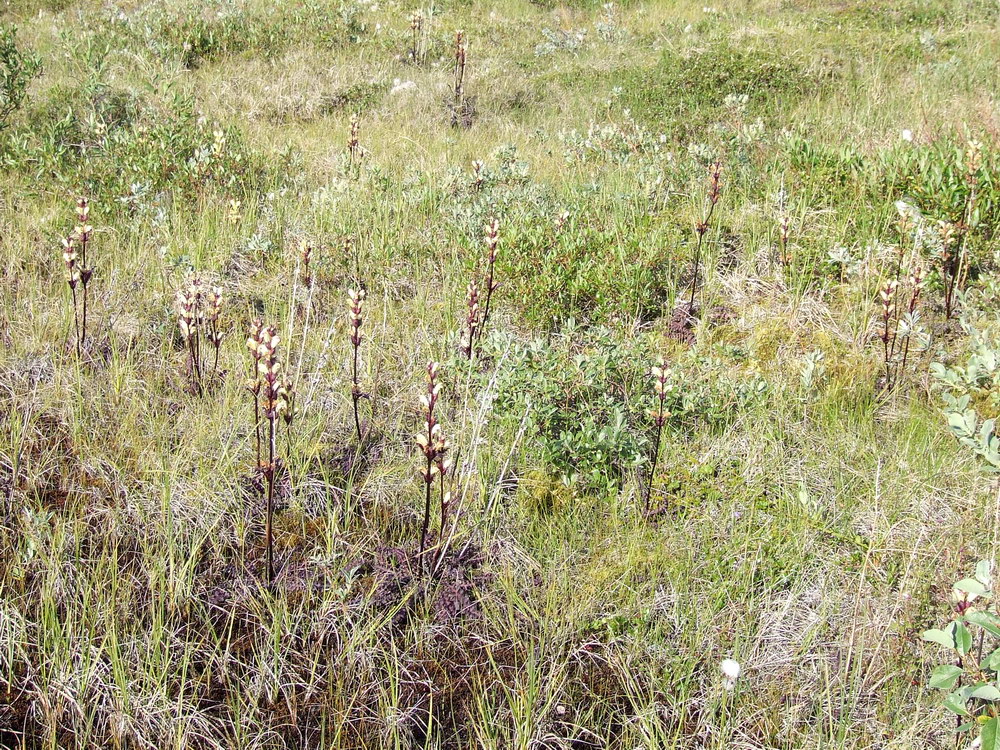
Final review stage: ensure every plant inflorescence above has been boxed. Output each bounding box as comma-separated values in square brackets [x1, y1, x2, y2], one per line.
[347, 113, 364, 175]
[247, 319, 265, 466]
[451, 30, 467, 127]
[686, 161, 722, 312]
[645, 359, 670, 514]
[460, 279, 480, 359]
[778, 214, 791, 268]
[878, 260, 926, 391]
[300, 239, 313, 287]
[475, 218, 500, 355]
[62, 198, 95, 356]
[176, 278, 225, 395]
[247, 323, 289, 585]
[415, 361, 450, 561]
[409, 9, 425, 64]
[348, 287, 367, 442]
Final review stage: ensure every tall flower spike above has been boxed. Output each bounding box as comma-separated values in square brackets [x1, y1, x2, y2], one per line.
[205, 286, 224, 372]
[707, 160, 722, 206]
[300, 240, 313, 286]
[62, 235, 81, 355]
[246, 320, 265, 465]
[451, 30, 467, 127]
[347, 114, 362, 169]
[687, 161, 723, 311]
[175, 281, 205, 395]
[249, 323, 282, 586]
[410, 9, 424, 63]
[258, 326, 281, 418]
[417, 361, 448, 559]
[967, 139, 983, 178]
[461, 279, 480, 359]
[71, 197, 94, 352]
[176, 287, 195, 342]
[476, 218, 500, 355]
[62, 236, 78, 288]
[644, 359, 670, 514]
[348, 288, 366, 441]
[484, 218, 499, 278]
[879, 280, 899, 387]
[779, 214, 791, 266]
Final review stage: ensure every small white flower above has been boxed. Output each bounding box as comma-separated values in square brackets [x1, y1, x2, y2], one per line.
[901, 129, 913, 142]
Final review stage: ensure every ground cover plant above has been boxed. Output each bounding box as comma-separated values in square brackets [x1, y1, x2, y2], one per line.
[4, 0, 1000, 747]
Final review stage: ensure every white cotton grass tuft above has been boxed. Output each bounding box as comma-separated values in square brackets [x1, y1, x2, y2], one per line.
[720, 659, 741, 690]
[901, 128, 913, 142]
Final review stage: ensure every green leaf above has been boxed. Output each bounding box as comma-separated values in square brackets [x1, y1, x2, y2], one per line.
[955, 579, 988, 596]
[944, 688, 972, 716]
[983, 717, 1000, 750]
[929, 665, 963, 690]
[923, 628, 957, 650]
[984, 647, 1000, 672]
[954, 622, 974, 656]
[971, 683, 1000, 701]
[978, 561, 994, 586]
[967, 611, 1000, 638]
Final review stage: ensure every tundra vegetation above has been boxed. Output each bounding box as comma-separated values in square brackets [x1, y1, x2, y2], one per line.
[3, 0, 1000, 747]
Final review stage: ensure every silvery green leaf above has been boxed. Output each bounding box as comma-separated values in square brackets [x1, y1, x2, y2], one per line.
[944, 688, 971, 716]
[923, 628, 957, 650]
[977, 561, 993, 587]
[984, 647, 1000, 672]
[929, 664, 963, 690]
[954, 622, 974, 655]
[967, 611, 1000, 638]
[971, 683, 1000, 701]
[983, 717, 1000, 750]
[955, 579, 988, 596]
